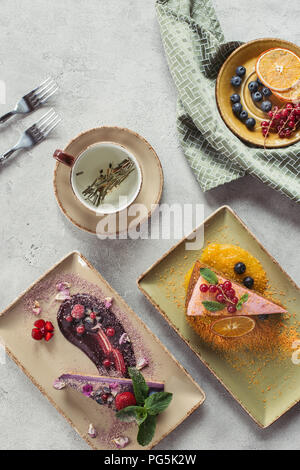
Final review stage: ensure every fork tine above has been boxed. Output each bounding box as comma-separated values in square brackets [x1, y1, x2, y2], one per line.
[39, 113, 59, 132]
[38, 85, 58, 104]
[35, 108, 56, 126]
[42, 117, 61, 137]
[32, 77, 53, 93]
[34, 81, 57, 98]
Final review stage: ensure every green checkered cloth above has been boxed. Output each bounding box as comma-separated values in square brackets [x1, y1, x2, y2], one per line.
[156, 0, 300, 202]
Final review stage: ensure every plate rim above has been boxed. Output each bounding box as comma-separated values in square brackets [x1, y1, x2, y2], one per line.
[137, 204, 300, 428]
[0, 250, 205, 450]
[216, 37, 300, 149]
[53, 126, 164, 235]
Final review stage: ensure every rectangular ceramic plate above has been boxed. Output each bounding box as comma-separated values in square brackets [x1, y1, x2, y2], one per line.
[137, 206, 300, 428]
[0, 252, 205, 450]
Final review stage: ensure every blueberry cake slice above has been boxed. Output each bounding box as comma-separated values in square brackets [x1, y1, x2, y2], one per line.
[55, 373, 164, 411]
[57, 294, 136, 377]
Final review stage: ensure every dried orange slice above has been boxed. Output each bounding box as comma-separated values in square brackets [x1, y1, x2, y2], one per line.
[256, 48, 300, 92]
[211, 316, 255, 339]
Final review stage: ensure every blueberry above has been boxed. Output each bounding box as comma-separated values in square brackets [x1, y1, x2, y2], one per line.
[258, 314, 268, 321]
[245, 117, 256, 129]
[239, 110, 248, 121]
[231, 75, 242, 87]
[262, 87, 272, 97]
[230, 93, 240, 103]
[261, 100, 272, 113]
[232, 102, 243, 115]
[252, 91, 263, 102]
[236, 66, 246, 77]
[256, 77, 264, 86]
[243, 276, 254, 289]
[248, 81, 258, 92]
[234, 262, 246, 274]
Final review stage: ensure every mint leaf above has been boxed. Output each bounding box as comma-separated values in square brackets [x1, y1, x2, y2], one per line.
[137, 414, 157, 447]
[128, 367, 149, 405]
[116, 405, 147, 425]
[202, 300, 226, 312]
[200, 268, 218, 285]
[145, 392, 173, 416]
[236, 294, 249, 310]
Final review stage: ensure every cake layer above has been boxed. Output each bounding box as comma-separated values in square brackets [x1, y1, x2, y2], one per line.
[56, 373, 164, 410]
[186, 261, 286, 317]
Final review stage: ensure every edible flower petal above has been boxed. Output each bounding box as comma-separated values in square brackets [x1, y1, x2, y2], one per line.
[88, 423, 98, 438]
[112, 436, 129, 448]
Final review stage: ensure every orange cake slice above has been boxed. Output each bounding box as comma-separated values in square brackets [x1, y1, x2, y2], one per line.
[186, 261, 286, 317]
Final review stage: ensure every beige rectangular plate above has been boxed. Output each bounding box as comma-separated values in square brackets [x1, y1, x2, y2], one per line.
[137, 206, 300, 428]
[0, 252, 205, 450]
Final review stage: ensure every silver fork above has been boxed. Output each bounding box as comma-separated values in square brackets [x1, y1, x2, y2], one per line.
[0, 77, 58, 124]
[0, 109, 61, 164]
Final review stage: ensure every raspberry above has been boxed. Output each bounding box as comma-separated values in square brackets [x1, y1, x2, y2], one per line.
[90, 312, 97, 320]
[115, 392, 137, 411]
[32, 328, 44, 340]
[34, 319, 45, 330]
[71, 304, 85, 319]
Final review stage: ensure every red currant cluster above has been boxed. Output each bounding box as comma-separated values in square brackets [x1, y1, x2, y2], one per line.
[261, 103, 300, 139]
[200, 280, 238, 314]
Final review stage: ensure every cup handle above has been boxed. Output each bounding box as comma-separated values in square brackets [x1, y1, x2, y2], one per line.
[53, 149, 75, 167]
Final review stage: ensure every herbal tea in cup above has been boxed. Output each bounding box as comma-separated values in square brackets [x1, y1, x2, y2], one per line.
[53, 142, 142, 215]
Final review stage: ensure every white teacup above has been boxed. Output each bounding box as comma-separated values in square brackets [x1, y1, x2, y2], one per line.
[53, 142, 142, 215]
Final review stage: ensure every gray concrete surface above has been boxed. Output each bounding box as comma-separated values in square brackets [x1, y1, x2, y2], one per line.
[0, 0, 299, 450]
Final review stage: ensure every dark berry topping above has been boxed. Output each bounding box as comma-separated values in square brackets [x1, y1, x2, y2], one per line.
[234, 262, 246, 274]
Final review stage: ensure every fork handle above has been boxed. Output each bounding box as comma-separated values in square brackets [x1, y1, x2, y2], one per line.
[0, 111, 16, 124]
[0, 147, 17, 163]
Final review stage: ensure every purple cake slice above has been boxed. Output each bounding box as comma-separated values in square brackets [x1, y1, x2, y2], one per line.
[57, 294, 136, 378]
[56, 373, 164, 411]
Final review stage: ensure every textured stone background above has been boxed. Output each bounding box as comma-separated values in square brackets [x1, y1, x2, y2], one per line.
[0, 0, 299, 450]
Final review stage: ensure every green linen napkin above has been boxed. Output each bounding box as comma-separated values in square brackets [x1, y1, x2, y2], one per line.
[156, 0, 300, 202]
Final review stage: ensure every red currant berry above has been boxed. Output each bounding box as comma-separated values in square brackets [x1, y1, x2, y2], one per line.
[288, 120, 295, 128]
[101, 394, 109, 402]
[232, 297, 239, 304]
[227, 305, 237, 314]
[227, 288, 236, 299]
[286, 103, 293, 109]
[216, 294, 225, 303]
[279, 131, 285, 138]
[282, 109, 289, 118]
[262, 129, 268, 136]
[268, 111, 273, 118]
[223, 281, 232, 290]
[200, 284, 209, 293]
[103, 359, 111, 368]
[106, 327, 115, 337]
[285, 129, 291, 137]
[261, 121, 269, 127]
[66, 315, 73, 322]
[209, 285, 217, 293]
[76, 325, 85, 334]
